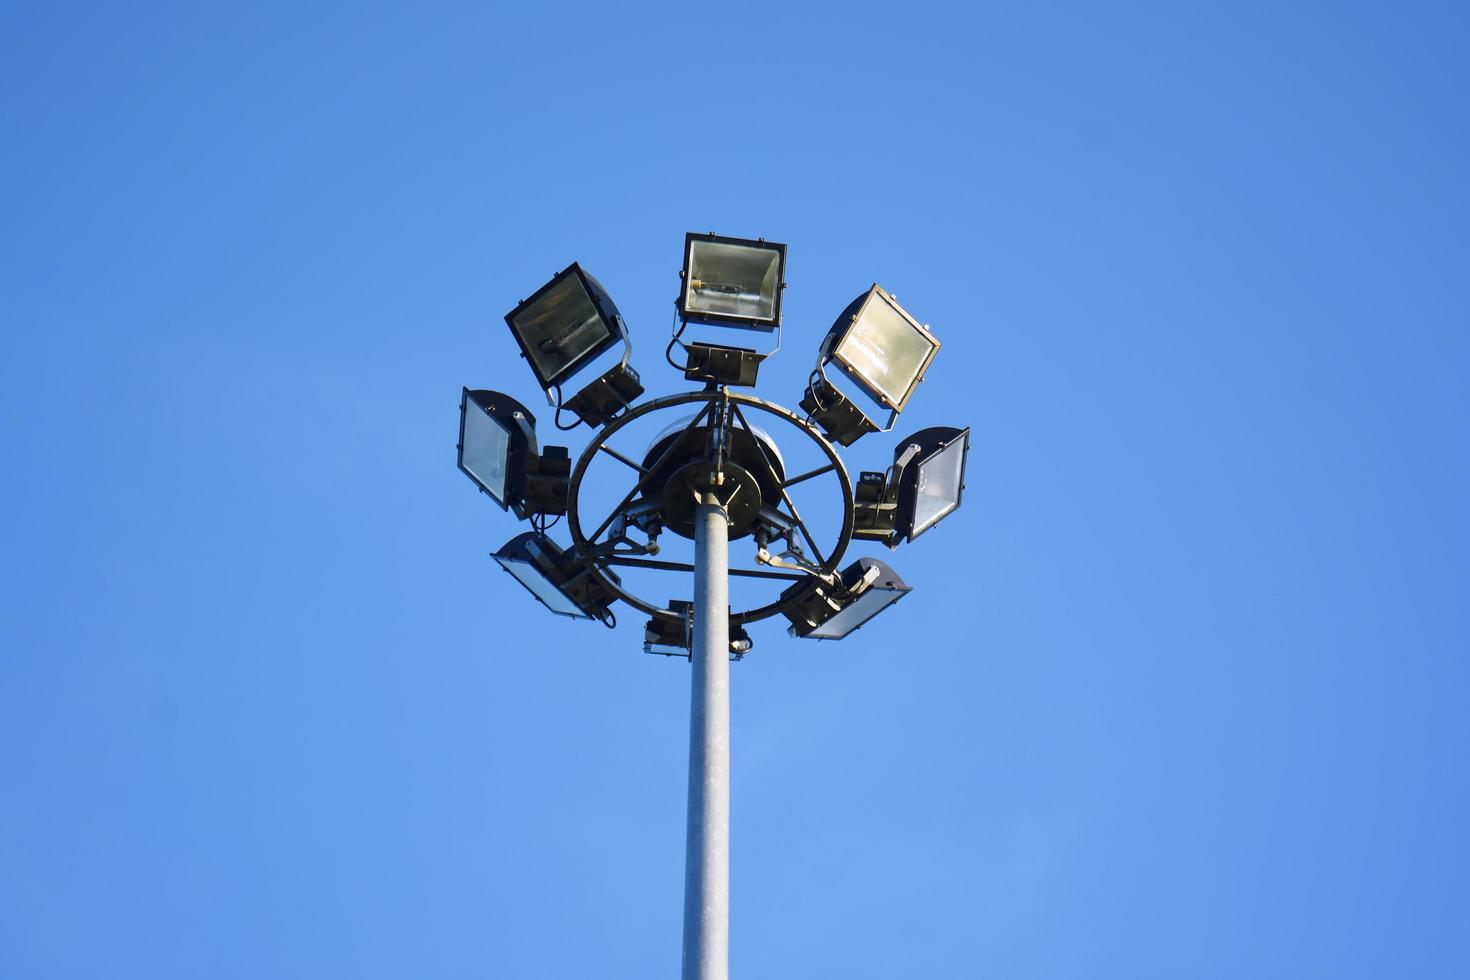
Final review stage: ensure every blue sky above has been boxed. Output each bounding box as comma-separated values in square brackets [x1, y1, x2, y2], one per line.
[2, 2, 1467, 977]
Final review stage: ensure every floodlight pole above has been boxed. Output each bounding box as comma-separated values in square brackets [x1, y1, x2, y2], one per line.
[682, 492, 730, 980]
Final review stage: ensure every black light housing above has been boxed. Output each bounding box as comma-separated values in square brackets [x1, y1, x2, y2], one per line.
[800, 376, 880, 447]
[780, 557, 912, 639]
[850, 470, 897, 543]
[678, 233, 786, 331]
[850, 426, 971, 547]
[644, 600, 753, 659]
[563, 362, 645, 428]
[505, 263, 627, 390]
[457, 388, 570, 519]
[492, 531, 620, 626]
[896, 426, 970, 542]
[685, 342, 764, 388]
[823, 285, 939, 413]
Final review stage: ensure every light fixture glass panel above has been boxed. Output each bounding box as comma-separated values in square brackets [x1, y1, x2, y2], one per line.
[808, 587, 906, 639]
[834, 292, 937, 407]
[911, 434, 968, 538]
[493, 555, 590, 619]
[686, 240, 781, 322]
[511, 272, 613, 388]
[460, 400, 512, 504]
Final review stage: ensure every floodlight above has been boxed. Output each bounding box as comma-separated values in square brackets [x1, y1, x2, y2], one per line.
[825, 285, 939, 413]
[897, 427, 970, 541]
[492, 531, 620, 625]
[678, 233, 786, 330]
[457, 388, 571, 519]
[458, 388, 534, 510]
[780, 557, 911, 639]
[850, 426, 971, 547]
[506, 263, 627, 390]
[644, 601, 753, 659]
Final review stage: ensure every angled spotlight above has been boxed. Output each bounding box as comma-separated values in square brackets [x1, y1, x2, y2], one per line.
[678, 233, 786, 330]
[493, 531, 620, 625]
[826, 285, 939, 412]
[897, 426, 971, 542]
[780, 558, 912, 640]
[506, 263, 627, 390]
[850, 426, 972, 546]
[458, 388, 570, 518]
[643, 600, 753, 659]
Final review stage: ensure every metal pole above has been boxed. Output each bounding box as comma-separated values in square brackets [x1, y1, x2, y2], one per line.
[682, 492, 730, 980]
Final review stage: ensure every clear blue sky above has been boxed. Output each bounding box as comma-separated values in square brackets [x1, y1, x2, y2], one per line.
[3, 3, 1467, 977]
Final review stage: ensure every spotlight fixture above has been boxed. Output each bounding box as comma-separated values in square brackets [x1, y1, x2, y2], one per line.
[644, 600, 753, 659]
[824, 285, 939, 413]
[505, 263, 628, 391]
[897, 427, 970, 541]
[678, 233, 786, 330]
[780, 557, 912, 639]
[492, 531, 620, 625]
[851, 426, 971, 546]
[457, 389, 571, 518]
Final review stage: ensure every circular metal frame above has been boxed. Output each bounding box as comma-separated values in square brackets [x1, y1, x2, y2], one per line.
[567, 389, 854, 626]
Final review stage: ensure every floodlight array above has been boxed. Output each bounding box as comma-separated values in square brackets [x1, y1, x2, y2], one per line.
[457, 232, 974, 645]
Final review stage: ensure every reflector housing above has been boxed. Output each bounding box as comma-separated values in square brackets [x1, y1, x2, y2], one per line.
[457, 388, 534, 511]
[780, 558, 912, 640]
[679, 233, 786, 330]
[505, 263, 625, 390]
[492, 532, 620, 623]
[828, 285, 939, 412]
[899, 427, 970, 541]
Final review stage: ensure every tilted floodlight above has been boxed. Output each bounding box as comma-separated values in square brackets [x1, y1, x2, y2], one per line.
[458, 388, 571, 519]
[678, 233, 786, 330]
[644, 601, 753, 659]
[826, 285, 938, 412]
[852, 426, 972, 547]
[493, 531, 620, 626]
[897, 427, 970, 542]
[780, 557, 912, 639]
[804, 285, 939, 446]
[506, 263, 628, 391]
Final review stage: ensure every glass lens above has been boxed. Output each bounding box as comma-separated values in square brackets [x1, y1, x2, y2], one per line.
[511, 273, 612, 386]
[834, 293, 937, 406]
[461, 402, 511, 504]
[912, 436, 967, 537]
[686, 241, 780, 322]
[809, 588, 905, 639]
[494, 556, 590, 618]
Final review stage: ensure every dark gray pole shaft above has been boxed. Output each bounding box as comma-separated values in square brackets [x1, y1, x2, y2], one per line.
[682, 494, 730, 980]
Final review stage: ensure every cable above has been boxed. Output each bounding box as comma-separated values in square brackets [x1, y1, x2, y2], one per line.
[665, 307, 690, 371]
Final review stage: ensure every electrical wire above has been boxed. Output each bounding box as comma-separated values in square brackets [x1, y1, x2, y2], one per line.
[665, 307, 690, 371]
[551, 384, 582, 431]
